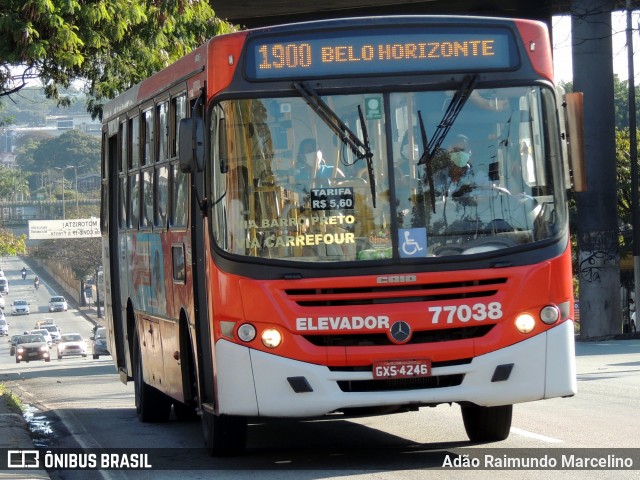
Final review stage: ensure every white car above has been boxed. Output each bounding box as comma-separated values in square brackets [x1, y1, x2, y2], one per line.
[0, 295, 5, 310]
[0, 278, 9, 295]
[57, 333, 88, 359]
[41, 324, 61, 343]
[11, 300, 30, 315]
[0, 317, 8, 336]
[48, 296, 68, 312]
[30, 329, 53, 347]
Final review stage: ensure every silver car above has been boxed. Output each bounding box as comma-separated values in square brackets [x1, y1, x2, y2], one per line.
[11, 300, 29, 315]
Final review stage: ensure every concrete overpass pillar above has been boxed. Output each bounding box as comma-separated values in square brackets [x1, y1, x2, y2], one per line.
[571, 0, 622, 338]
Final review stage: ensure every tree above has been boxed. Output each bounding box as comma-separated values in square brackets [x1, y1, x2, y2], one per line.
[17, 129, 100, 173]
[0, 228, 26, 256]
[0, 1, 235, 118]
[31, 237, 100, 280]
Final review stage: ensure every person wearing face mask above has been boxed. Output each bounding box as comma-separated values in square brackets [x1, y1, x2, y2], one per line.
[432, 134, 479, 198]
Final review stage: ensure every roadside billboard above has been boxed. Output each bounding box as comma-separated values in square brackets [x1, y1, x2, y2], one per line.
[28, 217, 101, 239]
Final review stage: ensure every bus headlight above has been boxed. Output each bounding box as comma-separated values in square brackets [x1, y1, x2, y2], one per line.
[237, 323, 256, 342]
[540, 305, 560, 325]
[261, 329, 282, 348]
[515, 313, 535, 334]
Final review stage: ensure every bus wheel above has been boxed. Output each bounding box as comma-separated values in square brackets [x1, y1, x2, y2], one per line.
[461, 404, 512, 442]
[201, 410, 247, 457]
[134, 339, 171, 422]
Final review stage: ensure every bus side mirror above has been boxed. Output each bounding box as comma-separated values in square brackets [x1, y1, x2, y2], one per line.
[563, 92, 586, 192]
[179, 117, 205, 173]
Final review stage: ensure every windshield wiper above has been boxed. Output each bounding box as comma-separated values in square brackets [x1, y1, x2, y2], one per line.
[417, 110, 436, 213]
[357, 104, 376, 207]
[418, 74, 478, 169]
[293, 82, 376, 207]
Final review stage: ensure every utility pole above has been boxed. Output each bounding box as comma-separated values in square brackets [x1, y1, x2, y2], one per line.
[67, 165, 79, 217]
[573, 0, 621, 338]
[627, 0, 640, 331]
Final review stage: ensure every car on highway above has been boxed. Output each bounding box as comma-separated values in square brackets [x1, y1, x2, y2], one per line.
[48, 296, 68, 312]
[0, 295, 4, 310]
[11, 299, 30, 316]
[57, 333, 88, 359]
[34, 318, 55, 329]
[91, 327, 109, 359]
[0, 277, 9, 295]
[30, 329, 53, 348]
[0, 315, 8, 336]
[41, 324, 61, 343]
[8, 334, 19, 356]
[15, 334, 50, 363]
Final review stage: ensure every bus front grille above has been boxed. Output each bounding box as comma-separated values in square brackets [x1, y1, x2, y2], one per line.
[303, 324, 494, 346]
[337, 374, 465, 392]
[284, 277, 508, 307]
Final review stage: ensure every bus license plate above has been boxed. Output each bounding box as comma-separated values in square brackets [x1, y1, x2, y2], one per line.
[372, 359, 431, 379]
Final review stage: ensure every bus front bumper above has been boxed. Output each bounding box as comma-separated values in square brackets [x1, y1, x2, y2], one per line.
[214, 320, 577, 417]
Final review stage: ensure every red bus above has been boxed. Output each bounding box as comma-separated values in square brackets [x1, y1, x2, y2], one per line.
[101, 15, 582, 455]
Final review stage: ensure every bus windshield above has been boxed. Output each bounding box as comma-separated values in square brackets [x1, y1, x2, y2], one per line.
[211, 85, 566, 262]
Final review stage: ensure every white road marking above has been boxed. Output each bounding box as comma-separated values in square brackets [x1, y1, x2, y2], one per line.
[510, 427, 563, 443]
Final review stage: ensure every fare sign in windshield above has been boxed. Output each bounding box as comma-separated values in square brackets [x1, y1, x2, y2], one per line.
[28, 218, 101, 239]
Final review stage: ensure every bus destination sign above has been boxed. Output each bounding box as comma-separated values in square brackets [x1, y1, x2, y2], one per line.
[246, 26, 518, 80]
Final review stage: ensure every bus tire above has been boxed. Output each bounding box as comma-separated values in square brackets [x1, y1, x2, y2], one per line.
[134, 339, 171, 423]
[461, 404, 512, 442]
[201, 410, 247, 457]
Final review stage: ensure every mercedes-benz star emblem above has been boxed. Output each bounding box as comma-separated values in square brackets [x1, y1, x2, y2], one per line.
[389, 321, 411, 344]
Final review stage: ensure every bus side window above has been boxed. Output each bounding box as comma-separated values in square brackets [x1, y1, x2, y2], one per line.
[119, 176, 127, 228]
[129, 172, 140, 229]
[171, 164, 188, 228]
[172, 245, 186, 283]
[155, 165, 169, 228]
[141, 169, 153, 228]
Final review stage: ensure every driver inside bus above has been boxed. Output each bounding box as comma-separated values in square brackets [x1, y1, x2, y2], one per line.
[294, 138, 344, 183]
[432, 134, 487, 198]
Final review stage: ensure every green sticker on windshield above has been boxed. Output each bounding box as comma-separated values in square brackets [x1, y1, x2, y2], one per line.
[365, 96, 383, 119]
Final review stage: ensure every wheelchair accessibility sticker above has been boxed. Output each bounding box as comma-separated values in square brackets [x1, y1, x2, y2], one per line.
[399, 228, 427, 258]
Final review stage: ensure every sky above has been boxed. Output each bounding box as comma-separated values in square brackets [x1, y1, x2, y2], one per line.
[552, 11, 640, 83]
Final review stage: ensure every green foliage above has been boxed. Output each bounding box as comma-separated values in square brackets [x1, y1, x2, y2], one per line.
[616, 128, 636, 257]
[612, 75, 640, 130]
[0, 0, 235, 118]
[15, 129, 100, 173]
[0, 383, 23, 414]
[0, 229, 27, 256]
[31, 237, 101, 279]
[0, 166, 30, 200]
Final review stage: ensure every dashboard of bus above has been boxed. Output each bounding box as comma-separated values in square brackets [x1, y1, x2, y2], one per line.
[209, 84, 567, 263]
